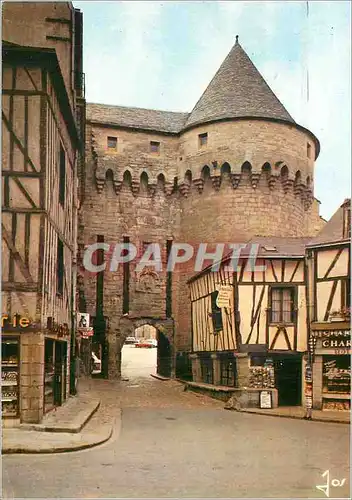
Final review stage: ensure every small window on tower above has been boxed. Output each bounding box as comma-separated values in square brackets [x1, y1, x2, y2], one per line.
[307, 143, 312, 158]
[107, 136, 117, 149]
[199, 133, 208, 148]
[150, 141, 160, 153]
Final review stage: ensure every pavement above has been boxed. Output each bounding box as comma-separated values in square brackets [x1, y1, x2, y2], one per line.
[2, 344, 350, 456]
[3, 372, 350, 498]
[2, 394, 116, 454]
[238, 405, 350, 424]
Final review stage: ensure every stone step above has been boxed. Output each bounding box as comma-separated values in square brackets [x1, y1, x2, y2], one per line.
[20, 395, 100, 433]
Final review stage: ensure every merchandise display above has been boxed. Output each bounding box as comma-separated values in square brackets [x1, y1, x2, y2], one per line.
[2, 338, 19, 417]
[249, 366, 275, 389]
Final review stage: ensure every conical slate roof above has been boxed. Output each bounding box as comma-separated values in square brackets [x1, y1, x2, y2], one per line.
[185, 38, 295, 129]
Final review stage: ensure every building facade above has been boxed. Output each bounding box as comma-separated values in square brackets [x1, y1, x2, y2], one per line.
[308, 199, 351, 412]
[79, 38, 326, 382]
[187, 201, 350, 410]
[1, 2, 85, 423]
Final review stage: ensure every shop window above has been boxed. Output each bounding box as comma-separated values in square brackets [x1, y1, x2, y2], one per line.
[59, 143, 66, 206]
[200, 355, 213, 384]
[198, 132, 208, 148]
[270, 287, 295, 323]
[210, 291, 223, 332]
[220, 355, 236, 386]
[150, 141, 160, 153]
[107, 136, 117, 149]
[322, 355, 350, 396]
[2, 337, 19, 417]
[57, 239, 64, 296]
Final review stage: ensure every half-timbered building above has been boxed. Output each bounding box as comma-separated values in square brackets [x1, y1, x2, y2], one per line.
[307, 199, 351, 412]
[188, 237, 310, 408]
[1, 3, 85, 423]
[188, 202, 350, 411]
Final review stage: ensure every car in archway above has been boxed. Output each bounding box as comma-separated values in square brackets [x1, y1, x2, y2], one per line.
[125, 336, 137, 345]
[135, 339, 158, 348]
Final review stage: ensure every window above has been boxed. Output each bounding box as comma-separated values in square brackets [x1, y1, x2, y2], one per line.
[107, 136, 117, 149]
[198, 133, 208, 148]
[123, 236, 130, 314]
[150, 141, 160, 153]
[200, 355, 213, 384]
[270, 287, 295, 323]
[57, 239, 64, 295]
[59, 143, 65, 206]
[210, 291, 223, 332]
[307, 143, 312, 158]
[220, 355, 236, 386]
[342, 278, 351, 309]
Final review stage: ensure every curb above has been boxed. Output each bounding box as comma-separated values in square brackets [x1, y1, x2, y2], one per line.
[20, 399, 100, 434]
[150, 373, 170, 381]
[237, 409, 349, 425]
[2, 421, 114, 455]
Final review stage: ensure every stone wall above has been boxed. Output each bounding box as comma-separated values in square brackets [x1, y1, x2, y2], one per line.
[80, 116, 325, 377]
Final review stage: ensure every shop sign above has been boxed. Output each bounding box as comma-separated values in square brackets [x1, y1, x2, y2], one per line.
[77, 313, 93, 339]
[311, 330, 349, 338]
[47, 317, 69, 337]
[259, 390, 273, 409]
[77, 313, 90, 328]
[322, 338, 351, 349]
[216, 285, 232, 308]
[80, 328, 94, 339]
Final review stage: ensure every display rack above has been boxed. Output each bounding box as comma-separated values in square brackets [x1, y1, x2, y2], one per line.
[1, 337, 20, 418]
[249, 366, 275, 389]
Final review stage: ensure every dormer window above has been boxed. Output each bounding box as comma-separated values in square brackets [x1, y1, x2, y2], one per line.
[107, 136, 117, 149]
[150, 141, 160, 154]
[263, 246, 277, 252]
[198, 133, 208, 148]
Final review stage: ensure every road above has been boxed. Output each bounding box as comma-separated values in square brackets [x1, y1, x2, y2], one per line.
[2, 348, 350, 499]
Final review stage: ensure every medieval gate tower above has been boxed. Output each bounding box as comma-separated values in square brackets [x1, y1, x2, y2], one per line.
[79, 39, 324, 378]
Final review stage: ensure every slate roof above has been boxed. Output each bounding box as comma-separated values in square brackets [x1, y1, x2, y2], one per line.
[307, 199, 351, 246]
[242, 236, 311, 258]
[185, 39, 295, 128]
[87, 103, 189, 134]
[86, 39, 296, 134]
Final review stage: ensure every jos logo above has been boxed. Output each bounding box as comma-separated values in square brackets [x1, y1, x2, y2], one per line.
[316, 470, 346, 497]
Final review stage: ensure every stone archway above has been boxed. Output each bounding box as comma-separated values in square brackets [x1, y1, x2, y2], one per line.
[116, 316, 175, 379]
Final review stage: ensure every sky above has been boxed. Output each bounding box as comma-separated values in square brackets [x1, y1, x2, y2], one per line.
[74, 1, 351, 220]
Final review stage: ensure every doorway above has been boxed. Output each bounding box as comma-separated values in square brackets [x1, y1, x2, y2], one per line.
[122, 325, 158, 380]
[54, 341, 67, 407]
[274, 355, 302, 406]
[157, 330, 171, 378]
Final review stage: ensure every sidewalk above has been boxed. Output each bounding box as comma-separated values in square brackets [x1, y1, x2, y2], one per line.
[2, 390, 118, 454]
[237, 405, 350, 424]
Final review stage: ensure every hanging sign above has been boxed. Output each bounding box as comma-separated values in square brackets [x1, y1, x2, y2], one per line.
[260, 390, 273, 409]
[216, 285, 232, 308]
[77, 313, 90, 328]
[77, 313, 93, 338]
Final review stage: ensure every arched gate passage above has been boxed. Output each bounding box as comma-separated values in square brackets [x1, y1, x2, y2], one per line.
[119, 317, 174, 379]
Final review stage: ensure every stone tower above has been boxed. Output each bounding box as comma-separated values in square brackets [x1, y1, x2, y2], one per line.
[79, 39, 325, 378]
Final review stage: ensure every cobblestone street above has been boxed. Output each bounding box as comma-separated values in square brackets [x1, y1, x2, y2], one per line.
[3, 348, 350, 499]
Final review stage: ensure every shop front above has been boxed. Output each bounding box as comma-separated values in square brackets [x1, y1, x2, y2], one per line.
[1, 315, 71, 424]
[311, 327, 351, 411]
[249, 353, 302, 407]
